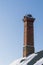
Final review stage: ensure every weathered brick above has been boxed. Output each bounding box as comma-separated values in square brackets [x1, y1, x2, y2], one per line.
[23, 14, 35, 57]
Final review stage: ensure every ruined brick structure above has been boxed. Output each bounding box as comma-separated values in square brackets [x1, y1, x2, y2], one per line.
[23, 14, 35, 57]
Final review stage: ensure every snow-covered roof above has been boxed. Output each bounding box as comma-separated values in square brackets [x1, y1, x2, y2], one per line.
[9, 50, 43, 65]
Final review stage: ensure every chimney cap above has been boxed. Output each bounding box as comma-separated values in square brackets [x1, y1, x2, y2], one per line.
[24, 14, 33, 18]
[23, 14, 35, 22]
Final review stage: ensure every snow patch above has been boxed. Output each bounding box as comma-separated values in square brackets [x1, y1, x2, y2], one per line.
[9, 53, 37, 65]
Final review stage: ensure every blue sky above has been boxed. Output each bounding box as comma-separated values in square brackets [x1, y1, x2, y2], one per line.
[0, 0, 43, 65]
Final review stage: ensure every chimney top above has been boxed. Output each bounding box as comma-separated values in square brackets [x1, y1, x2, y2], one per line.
[24, 14, 33, 18]
[23, 14, 35, 22]
[26, 14, 32, 18]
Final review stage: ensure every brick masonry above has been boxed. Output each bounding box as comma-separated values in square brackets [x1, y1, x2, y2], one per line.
[23, 14, 35, 57]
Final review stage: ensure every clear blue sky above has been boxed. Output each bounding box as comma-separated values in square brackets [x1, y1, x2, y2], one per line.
[0, 0, 43, 65]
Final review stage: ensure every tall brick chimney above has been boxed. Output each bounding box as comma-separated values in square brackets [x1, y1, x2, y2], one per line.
[23, 14, 35, 57]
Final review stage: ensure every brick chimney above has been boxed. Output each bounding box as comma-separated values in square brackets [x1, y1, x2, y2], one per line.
[23, 14, 35, 57]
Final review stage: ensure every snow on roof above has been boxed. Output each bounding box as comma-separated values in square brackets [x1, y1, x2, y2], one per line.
[9, 57, 26, 65]
[9, 53, 37, 65]
[9, 50, 43, 65]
